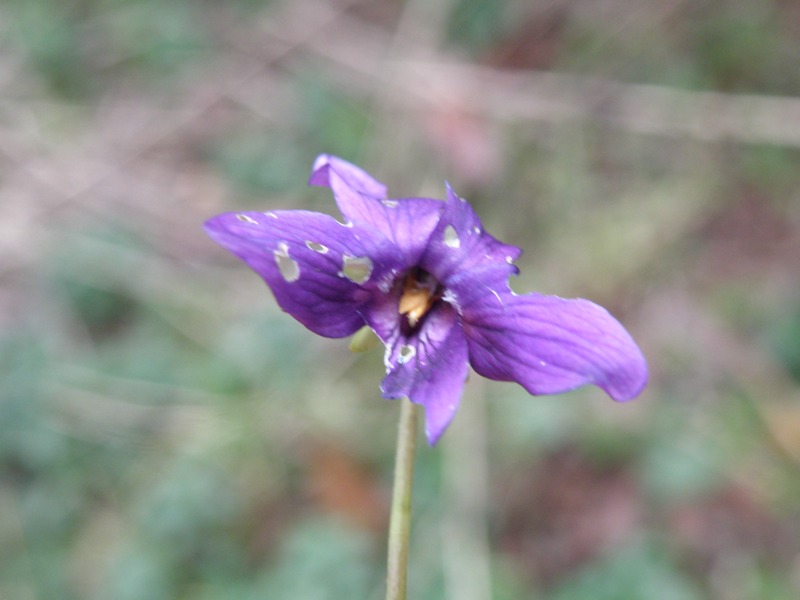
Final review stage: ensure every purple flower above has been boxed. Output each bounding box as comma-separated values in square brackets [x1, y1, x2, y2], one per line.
[204, 155, 648, 444]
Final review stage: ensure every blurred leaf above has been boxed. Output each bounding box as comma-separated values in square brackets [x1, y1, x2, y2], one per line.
[0, 333, 46, 432]
[745, 566, 799, 600]
[104, 545, 176, 600]
[0, 333, 68, 471]
[6, 0, 93, 98]
[136, 460, 242, 558]
[637, 400, 728, 503]
[770, 304, 800, 385]
[549, 539, 702, 600]
[61, 280, 137, 338]
[258, 518, 378, 600]
[22, 479, 82, 543]
[740, 146, 800, 197]
[298, 75, 372, 160]
[446, 0, 512, 53]
[213, 132, 307, 195]
[98, 0, 209, 75]
[492, 389, 579, 453]
[216, 313, 309, 390]
[688, 6, 794, 93]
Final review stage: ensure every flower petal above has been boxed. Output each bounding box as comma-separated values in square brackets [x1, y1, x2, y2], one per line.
[308, 154, 387, 199]
[309, 154, 444, 265]
[420, 184, 521, 287]
[378, 305, 469, 445]
[462, 292, 648, 401]
[204, 210, 403, 338]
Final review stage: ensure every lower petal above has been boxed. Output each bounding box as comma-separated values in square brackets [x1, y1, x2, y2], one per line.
[379, 306, 469, 445]
[462, 292, 648, 401]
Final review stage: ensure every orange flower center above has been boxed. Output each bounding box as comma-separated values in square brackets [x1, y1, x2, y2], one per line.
[398, 270, 440, 328]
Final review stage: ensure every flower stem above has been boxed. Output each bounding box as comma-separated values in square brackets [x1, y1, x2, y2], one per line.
[385, 398, 419, 600]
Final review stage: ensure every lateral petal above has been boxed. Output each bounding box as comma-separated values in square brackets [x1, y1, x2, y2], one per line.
[462, 292, 648, 401]
[204, 210, 403, 338]
[420, 184, 521, 287]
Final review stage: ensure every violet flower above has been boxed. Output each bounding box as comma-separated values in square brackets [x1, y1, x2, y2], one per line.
[204, 155, 648, 444]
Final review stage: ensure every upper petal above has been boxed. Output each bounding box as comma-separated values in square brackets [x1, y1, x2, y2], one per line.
[204, 210, 403, 338]
[419, 184, 521, 287]
[378, 304, 469, 445]
[309, 154, 387, 200]
[462, 292, 648, 401]
[309, 154, 444, 265]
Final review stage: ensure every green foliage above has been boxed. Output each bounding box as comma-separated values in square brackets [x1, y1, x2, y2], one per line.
[5, 0, 210, 99]
[258, 518, 379, 600]
[0, 334, 49, 465]
[770, 304, 800, 385]
[549, 539, 702, 600]
[5, 0, 93, 98]
[446, 0, 512, 53]
[637, 400, 728, 503]
[298, 75, 373, 160]
[213, 131, 308, 196]
[686, 3, 797, 94]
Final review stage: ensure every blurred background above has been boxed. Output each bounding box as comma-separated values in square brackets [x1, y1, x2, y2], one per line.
[2, 0, 800, 598]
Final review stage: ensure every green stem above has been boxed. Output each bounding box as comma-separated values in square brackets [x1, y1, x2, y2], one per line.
[385, 398, 419, 600]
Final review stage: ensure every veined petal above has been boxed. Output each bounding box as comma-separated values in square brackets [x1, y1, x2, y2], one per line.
[309, 155, 444, 265]
[420, 184, 521, 287]
[378, 305, 469, 445]
[204, 210, 403, 338]
[462, 292, 648, 401]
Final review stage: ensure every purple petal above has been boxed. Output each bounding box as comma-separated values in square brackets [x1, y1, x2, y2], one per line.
[378, 304, 469, 445]
[204, 210, 403, 338]
[309, 154, 387, 199]
[420, 185, 521, 287]
[309, 155, 444, 265]
[462, 292, 648, 401]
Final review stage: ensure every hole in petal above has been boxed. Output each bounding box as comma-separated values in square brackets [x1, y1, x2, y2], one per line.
[305, 241, 329, 254]
[340, 255, 373, 284]
[264, 212, 278, 219]
[237, 214, 258, 224]
[398, 344, 416, 364]
[274, 242, 300, 282]
[381, 200, 399, 208]
[443, 225, 460, 248]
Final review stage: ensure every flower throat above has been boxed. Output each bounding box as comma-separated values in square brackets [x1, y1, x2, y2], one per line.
[398, 268, 442, 334]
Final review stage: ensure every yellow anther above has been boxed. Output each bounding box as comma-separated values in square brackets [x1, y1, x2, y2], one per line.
[398, 275, 438, 328]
